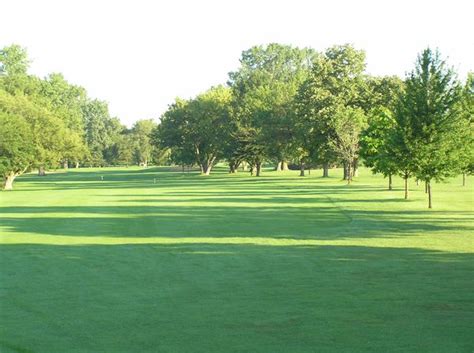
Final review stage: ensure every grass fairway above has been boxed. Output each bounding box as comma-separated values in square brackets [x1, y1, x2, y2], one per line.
[1, 166, 473, 353]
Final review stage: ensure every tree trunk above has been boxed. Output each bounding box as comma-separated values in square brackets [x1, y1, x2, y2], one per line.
[404, 175, 408, 199]
[463, 173, 466, 186]
[75, 161, 80, 168]
[276, 161, 282, 171]
[38, 166, 46, 176]
[299, 161, 305, 177]
[282, 161, 289, 171]
[346, 162, 352, 184]
[428, 181, 432, 209]
[353, 159, 358, 177]
[2, 172, 17, 190]
[256, 162, 261, 177]
[388, 173, 393, 190]
[229, 164, 236, 173]
[416, 179, 419, 186]
[343, 162, 348, 180]
[323, 163, 329, 177]
[242, 161, 248, 172]
[202, 157, 215, 175]
[425, 181, 428, 194]
[63, 160, 68, 169]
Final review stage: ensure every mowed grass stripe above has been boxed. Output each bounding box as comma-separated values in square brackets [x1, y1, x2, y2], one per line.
[0, 166, 473, 353]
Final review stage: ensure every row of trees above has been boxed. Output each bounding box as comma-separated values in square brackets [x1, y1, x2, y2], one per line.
[1, 43, 472, 207]
[153, 44, 472, 208]
[0, 45, 161, 190]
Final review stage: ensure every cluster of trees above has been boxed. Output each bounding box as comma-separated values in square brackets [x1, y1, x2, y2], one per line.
[0, 45, 162, 190]
[153, 44, 472, 208]
[2, 43, 472, 207]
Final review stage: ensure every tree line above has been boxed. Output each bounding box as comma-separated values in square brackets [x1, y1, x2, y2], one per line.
[152, 44, 472, 208]
[1, 43, 472, 207]
[0, 45, 165, 190]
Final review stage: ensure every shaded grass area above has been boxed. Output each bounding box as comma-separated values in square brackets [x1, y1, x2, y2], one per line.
[0, 166, 473, 352]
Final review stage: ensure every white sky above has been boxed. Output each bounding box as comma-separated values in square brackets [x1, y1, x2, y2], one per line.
[1, 0, 473, 126]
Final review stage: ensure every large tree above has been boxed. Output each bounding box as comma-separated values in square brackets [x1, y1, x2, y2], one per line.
[0, 111, 35, 190]
[228, 43, 317, 172]
[82, 99, 122, 166]
[0, 87, 68, 188]
[296, 44, 366, 178]
[154, 86, 233, 175]
[396, 48, 466, 208]
[131, 119, 156, 167]
[360, 108, 399, 190]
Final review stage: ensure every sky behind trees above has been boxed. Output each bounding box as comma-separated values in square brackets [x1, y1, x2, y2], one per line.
[1, 0, 472, 126]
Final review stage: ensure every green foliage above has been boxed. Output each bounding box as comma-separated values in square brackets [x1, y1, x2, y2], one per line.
[154, 86, 233, 174]
[296, 44, 366, 169]
[458, 72, 474, 175]
[0, 111, 35, 183]
[0, 44, 29, 76]
[329, 106, 367, 181]
[397, 48, 464, 183]
[360, 108, 399, 178]
[0, 88, 66, 171]
[359, 75, 404, 112]
[229, 44, 317, 166]
[131, 119, 157, 166]
[82, 99, 123, 166]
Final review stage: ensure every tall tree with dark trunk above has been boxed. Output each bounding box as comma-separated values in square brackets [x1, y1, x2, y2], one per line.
[296, 44, 366, 179]
[396, 48, 466, 208]
[0, 112, 35, 190]
[228, 44, 317, 171]
[329, 106, 366, 184]
[153, 86, 233, 175]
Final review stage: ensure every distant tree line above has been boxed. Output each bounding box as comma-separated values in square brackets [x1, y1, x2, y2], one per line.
[0, 45, 165, 190]
[152, 44, 473, 208]
[1, 43, 472, 207]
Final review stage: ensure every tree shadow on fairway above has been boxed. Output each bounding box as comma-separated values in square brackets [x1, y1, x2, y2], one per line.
[0, 204, 472, 240]
[12, 166, 366, 192]
[0, 243, 473, 353]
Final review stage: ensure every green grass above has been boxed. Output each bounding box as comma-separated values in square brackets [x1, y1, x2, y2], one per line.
[1, 166, 473, 353]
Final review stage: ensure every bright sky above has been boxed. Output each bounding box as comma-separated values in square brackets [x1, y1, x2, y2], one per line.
[1, 0, 473, 126]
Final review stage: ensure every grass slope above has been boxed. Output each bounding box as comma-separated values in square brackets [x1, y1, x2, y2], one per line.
[1, 166, 473, 353]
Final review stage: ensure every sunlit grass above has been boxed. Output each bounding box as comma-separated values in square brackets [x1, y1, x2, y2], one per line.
[0, 166, 473, 352]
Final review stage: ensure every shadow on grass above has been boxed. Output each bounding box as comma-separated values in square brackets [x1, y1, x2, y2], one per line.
[1, 205, 472, 240]
[13, 166, 357, 192]
[0, 243, 473, 353]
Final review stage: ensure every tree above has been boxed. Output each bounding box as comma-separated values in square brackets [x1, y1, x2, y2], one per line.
[458, 72, 474, 185]
[131, 119, 156, 167]
[296, 44, 366, 178]
[360, 108, 399, 190]
[82, 99, 121, 166]
[396, 48, 465, 208]
[39, 73, 88, 168]
[329, 106, 366, 183]
[228, 44, 317, 172]
[154, 86, 232, 175]
[0, 111, 35, 190]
